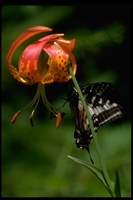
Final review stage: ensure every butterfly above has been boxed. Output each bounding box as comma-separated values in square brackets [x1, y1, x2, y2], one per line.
[67, 82, 123, 158]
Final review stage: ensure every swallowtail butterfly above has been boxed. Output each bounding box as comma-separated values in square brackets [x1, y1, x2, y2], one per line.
[67, 82, 122, 154]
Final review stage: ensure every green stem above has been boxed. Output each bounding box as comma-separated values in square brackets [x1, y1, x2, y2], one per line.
[69, 67, 115, 197]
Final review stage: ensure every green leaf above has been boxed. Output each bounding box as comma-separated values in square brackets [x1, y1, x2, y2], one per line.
[68, 155, 112, 192]
[114, 170, 122, 197]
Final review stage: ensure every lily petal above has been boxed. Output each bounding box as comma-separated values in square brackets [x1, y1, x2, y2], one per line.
[6, 26, 52, 84]
[55, 40, 77, 76]
[41, 39, 76, 83]
[18, 34, 64, 85]
[7, 26, 52, 64]
[6, 26, 76, 85]
[56, 38, 76, 51]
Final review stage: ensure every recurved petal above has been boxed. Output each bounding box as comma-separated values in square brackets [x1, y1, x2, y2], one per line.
[55, 38, 76, 51]
[6, 26, 52, 65]
[41, 39, 76, 83]
[55, 40, 77, 76]
[6, 26, 53, 84]
[18, 33, 65, 84]
[38, 33, 64, 43]
[8, 64, 28, 84]
[18, 41, 44, 84]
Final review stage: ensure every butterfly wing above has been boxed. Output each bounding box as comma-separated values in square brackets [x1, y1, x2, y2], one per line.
[67, 82, 122, 151]
[82, 82, 122, 129]
[67, 84, 95, 151]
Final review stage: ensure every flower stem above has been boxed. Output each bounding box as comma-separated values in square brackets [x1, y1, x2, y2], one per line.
[69, 66, 115, 197]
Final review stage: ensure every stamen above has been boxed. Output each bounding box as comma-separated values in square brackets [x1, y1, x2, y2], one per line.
[11, 111, 21, 123]
[11, 83, 59, 126]
[29, 110, 35, 126]
[51, 112, 65, 128]
[11, 85, 41, 125]
[55, 112, 65, 128]
[40, 84, 55, 113]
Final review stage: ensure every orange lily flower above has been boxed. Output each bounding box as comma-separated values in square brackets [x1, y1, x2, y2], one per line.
[6, 26, 77, 125]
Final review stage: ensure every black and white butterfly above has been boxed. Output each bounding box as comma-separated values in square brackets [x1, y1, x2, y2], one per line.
[67, 82, 122, 154]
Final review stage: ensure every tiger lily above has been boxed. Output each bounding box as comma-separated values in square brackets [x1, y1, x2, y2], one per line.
[6, 26, 77, 126]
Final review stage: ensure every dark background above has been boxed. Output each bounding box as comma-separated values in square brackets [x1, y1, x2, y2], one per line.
[2, 4, 131, 197]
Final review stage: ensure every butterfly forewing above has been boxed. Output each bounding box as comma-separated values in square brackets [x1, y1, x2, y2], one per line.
[82, 82, 122, 128]
[67, 82, 122, 152]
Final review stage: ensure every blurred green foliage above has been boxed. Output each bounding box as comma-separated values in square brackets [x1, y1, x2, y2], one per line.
[2, 5, 131, 197]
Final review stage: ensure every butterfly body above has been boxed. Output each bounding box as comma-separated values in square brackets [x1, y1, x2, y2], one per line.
[67, 82, 122, 152]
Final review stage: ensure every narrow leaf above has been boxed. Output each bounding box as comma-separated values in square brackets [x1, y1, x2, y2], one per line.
[114, 170, 122, 197]
[68, 155, 110, 189]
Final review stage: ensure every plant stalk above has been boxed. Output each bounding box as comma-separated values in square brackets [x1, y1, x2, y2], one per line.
[69, 66, 115, 197]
